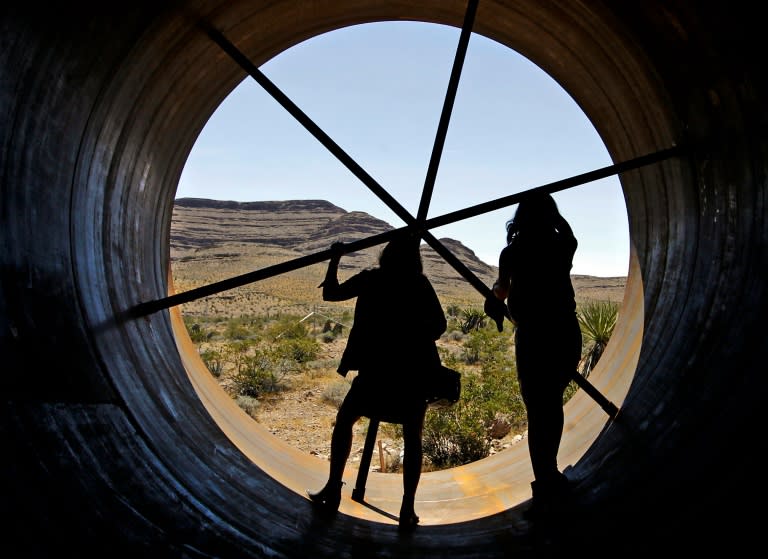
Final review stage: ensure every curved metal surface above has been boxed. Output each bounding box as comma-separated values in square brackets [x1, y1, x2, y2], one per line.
[1, 1, 765, 557]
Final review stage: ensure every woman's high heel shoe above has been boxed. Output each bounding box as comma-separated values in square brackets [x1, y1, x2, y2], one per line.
[307, 481, 344, 514]
[398, 506, 420, 532]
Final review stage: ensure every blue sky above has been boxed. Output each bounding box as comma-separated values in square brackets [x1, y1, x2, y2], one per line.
[177, 21, 628, 277]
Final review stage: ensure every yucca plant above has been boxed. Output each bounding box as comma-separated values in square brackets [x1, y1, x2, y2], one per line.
[577, 300, 619, 378]
[460, 307, 487, 333]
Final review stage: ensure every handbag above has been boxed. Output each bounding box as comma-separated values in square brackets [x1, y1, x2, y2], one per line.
[423, 365, 461, 408]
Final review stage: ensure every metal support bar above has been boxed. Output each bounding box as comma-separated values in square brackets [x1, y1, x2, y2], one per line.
[423, 145, 684, 230]
[167, 17, 687, 418]
[133, 146, 680, 315]
[132, 229, 404, 316]
[416, 0, 478, 223]
[570, 374, 619, 418]
[201, 21, 414, 231]
[352, 418, 380, 503]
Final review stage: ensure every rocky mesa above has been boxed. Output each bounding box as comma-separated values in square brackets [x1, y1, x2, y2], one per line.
[170, 198, 626, 316]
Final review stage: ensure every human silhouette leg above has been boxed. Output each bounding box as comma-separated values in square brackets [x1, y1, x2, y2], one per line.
[516, 324, 576, 520]
[524, 382, 566, 485]
[522, 381, 572, 521]
[527, 316, 581, 489]
[307, 397, 360, 513]
[398, 411, 426, 531]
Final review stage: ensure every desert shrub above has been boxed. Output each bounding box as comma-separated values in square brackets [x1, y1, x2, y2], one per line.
[321, 332, 336, 343]
[310, 358, 340, 371]
[474, 366, 525, 429]
[231, 350, 285, 397]
[224, 317, 254, 340]
[187, 322, 212, 344]
[223, 340, 255, 375]
[460, 343, 480, 365]
[267, 315, 312, 340]
[319, 321, 346, 343]
[273, 337, 321, 364]
[236, 395, 260, 417]
[200, 348, 225, 377]
[437, 347, 462, 370]
[321, 378, 352, 408]
[423, 329, 523, 468]
[444, 329, 465, 343]
[459, 324, 510, 365]
[445, 304, 462, 318]
[422, 387, 493, 467]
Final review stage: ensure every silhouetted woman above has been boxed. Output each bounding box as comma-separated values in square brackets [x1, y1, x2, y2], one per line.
[485, 193, 582, 519]
[307, 234, 447, 531]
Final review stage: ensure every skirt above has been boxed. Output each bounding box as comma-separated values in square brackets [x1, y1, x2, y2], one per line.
[340, 370, 427, 425]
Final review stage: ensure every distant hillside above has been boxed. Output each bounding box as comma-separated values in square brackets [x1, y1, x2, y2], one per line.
[170, 198, 626, 317]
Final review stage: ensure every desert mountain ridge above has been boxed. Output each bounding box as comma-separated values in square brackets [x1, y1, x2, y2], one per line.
[170, 197, 626, 316]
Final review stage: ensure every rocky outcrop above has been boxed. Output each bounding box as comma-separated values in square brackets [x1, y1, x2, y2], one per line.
[171, 198, 348, 251]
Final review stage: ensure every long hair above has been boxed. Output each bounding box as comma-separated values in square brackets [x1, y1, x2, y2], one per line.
[379, 233, 423, 275]
[505, 193, 561, 244]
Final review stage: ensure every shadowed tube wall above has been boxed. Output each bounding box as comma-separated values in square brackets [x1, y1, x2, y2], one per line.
[1, 1, 766, 557]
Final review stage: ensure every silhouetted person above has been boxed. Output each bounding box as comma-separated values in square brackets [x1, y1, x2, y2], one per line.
[484, 193, 581, 520]
[307, 234, 447, 531]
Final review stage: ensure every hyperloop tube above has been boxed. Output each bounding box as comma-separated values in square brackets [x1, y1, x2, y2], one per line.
[1, 2, 766, 557]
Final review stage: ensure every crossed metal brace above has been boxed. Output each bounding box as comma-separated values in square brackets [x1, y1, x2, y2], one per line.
[135, 0, 685, 426]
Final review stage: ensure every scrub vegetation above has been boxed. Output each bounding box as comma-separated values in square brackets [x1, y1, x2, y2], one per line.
[171, 198, 624, 471]
[181, 297, 617, 471]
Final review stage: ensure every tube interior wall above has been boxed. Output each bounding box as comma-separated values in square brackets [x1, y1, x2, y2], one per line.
[1, 2, 765, 556]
